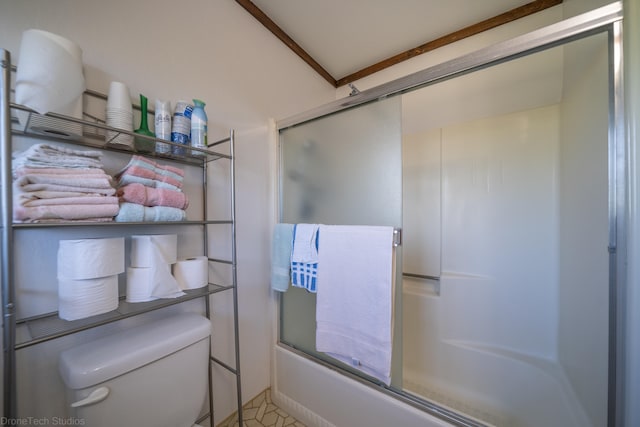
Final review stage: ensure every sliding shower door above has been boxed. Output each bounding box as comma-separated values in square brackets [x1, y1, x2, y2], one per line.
[279, 96, 404, 388]
[277, 5, 623, 426]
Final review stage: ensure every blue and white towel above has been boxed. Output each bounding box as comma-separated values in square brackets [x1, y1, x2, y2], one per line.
[290, 223, 319, 293]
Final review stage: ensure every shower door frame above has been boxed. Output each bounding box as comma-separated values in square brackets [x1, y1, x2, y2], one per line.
[276, 2, 627, 426]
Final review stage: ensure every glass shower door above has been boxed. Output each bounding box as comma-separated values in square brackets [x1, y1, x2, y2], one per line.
[279, 95, 404, 388]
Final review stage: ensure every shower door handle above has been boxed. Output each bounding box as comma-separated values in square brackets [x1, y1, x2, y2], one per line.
[393, 228, 402, 247]
[71, 386, 110, 408]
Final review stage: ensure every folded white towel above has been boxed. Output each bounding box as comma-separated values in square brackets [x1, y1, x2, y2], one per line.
[12, 143, 104, 173]
[290, 223, 319, 293]
[315, 225, 395, 385]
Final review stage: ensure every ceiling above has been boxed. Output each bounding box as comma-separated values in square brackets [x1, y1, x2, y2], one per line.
[237, 0, 562, 87]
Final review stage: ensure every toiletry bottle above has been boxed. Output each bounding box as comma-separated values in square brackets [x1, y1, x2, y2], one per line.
[190, 99, 207, 156]
[154, 99, 172, 154]
[171, 100, 193, 155]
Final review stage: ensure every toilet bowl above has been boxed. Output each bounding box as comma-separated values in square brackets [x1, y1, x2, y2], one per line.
[58, 313, 211, 427]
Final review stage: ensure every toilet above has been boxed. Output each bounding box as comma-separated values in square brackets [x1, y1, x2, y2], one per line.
[58, 313, 211, 427]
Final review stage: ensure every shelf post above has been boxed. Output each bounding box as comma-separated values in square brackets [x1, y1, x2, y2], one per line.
[0, 48, 17, 421]
[229, 129, 243, 425]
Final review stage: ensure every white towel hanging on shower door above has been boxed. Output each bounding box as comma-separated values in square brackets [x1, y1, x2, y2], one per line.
[315, 224, 395, 385]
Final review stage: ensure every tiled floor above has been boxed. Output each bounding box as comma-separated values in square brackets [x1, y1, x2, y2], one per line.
[216, 388, 307, 427]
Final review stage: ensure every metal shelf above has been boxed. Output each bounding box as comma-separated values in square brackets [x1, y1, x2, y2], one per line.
[1, 47, 243, 426]
[11, 219, 233, 229]
[15, 283, 232, 350]
[9, 102, 232, 165]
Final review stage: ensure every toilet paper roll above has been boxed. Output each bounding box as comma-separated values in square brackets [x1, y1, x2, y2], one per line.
[173, 256, 209, 290]
[127, 260, 184, 301]
[130, 234, 178, 267]
[58, 275, 118, 321]
[15, 29, 85, 116]
[126, 267, 158, 303]
[57, 237, 124, 280]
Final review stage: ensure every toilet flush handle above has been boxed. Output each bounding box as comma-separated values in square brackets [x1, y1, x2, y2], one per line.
[71, 387, 110, 408]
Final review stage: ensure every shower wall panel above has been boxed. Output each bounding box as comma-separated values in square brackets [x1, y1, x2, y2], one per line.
[557, 32, 609, 427]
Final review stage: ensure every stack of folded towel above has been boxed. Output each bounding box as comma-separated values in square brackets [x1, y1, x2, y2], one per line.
[12, 144, 119, 223]
[114, 155, 188, 222]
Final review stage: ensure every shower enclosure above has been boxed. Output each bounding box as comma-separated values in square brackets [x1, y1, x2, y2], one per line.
[277, 3, 626, 427]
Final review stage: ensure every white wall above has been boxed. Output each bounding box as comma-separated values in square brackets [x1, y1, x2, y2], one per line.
[0, 0, 336, 424]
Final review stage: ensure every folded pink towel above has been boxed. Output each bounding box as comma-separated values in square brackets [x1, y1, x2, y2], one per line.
[18, 189, 108, 201]
[15, 173, 114, 189]
[20, 196, 119, 208]
[117, 183, 189, 209]
[134, 155, 184, 177]
[26, 217, 115, 223]
[117, 174, 180, 191]
[17, 182, 117, 196]
[14, 203, 119, 222]
[14, 167, 107, 178]
[120, 165, 183, 189]
[116, 155, 185, 181]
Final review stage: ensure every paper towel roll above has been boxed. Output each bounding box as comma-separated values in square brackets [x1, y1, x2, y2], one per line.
[58, 275, 118, 321]
[130, 234, 177, 267]
[173, 256, 209, 290]
[126, 267, 158, 303]
[15, 29, 85, 116]
[57, 237, 124, 280]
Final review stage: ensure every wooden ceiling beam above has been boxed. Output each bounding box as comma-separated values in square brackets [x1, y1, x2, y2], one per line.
[336, 0, 563, 86]
[235, 0, 338, 87]
[236, 0, 563, 89]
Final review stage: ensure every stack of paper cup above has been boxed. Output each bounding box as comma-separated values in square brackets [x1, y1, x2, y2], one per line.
[57, 237, 124, 321]
[105, 81, 134, 148]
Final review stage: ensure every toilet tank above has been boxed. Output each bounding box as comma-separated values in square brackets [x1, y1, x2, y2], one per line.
[58, 313, 211, 427]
